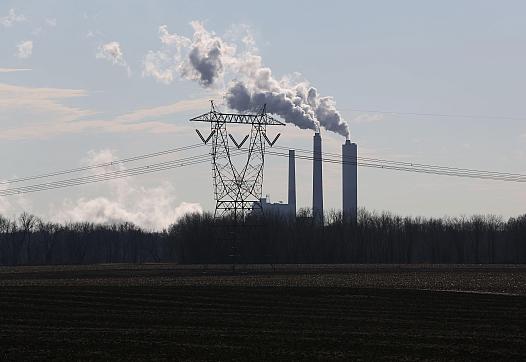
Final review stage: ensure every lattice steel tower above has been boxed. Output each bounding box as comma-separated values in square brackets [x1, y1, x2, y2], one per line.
[191, 102, 283, 219]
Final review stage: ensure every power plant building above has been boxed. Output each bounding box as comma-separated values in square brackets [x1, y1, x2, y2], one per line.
[256, 149, 297, 218]
[255, 132, 357, 224]
[258, 197, 293, 218]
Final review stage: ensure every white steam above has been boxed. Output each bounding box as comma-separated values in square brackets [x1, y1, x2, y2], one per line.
[16, 40, 33, 59]
[1, 9, 26, 28]
[55, 150, 202, 230]
[0, 182, 10, 215]
[143, 22, 349, 138]
[143, 21, 235, 87]
[0, 180, 30, 217]
[97, 41, 131, 75]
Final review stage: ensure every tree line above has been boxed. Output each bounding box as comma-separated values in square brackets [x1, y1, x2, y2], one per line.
[1, 209, 525, 266]
[0, 213, 170, 266]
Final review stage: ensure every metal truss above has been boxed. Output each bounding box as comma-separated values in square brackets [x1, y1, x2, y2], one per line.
[191, 102, 283, 219]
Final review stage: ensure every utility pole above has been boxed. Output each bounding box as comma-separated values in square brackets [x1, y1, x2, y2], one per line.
[191, 102, 284, 267]
[191, 101, 283, 219]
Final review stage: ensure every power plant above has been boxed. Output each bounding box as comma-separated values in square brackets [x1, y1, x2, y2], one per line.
[312, 131, 324, 224]
[257, 149, 297, 219]
[288, 149, 296, 217]
[259, 132, 358, 223]
[342, 139, 358, 222]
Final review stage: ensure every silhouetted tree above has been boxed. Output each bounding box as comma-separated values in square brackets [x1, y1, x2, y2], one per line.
[0, 209, 525, 266]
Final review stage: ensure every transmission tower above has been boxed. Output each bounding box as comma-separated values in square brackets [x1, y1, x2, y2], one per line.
[191, 101, 283, 219]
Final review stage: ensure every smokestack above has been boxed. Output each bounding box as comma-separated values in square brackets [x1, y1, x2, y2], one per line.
[288, 149, 296, 217]
[342, 139, 358, 223]
[313, 132, 324, 224]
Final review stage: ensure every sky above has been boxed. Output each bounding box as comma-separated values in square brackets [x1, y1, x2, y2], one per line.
[1, 0, 526, 229]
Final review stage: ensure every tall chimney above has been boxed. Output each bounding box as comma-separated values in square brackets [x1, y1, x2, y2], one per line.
[342, 139, 358, 223]
[288, 149, 296, 217]
[312, 132, 324, 224]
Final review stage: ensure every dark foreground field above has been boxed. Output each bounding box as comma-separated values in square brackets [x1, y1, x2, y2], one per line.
[1, 264, 525, 361]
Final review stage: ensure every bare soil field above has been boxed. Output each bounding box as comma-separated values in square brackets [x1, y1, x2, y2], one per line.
[0, 264, 525, 361]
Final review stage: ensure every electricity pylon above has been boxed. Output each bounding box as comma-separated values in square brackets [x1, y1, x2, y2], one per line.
[191, 101, 283, 219]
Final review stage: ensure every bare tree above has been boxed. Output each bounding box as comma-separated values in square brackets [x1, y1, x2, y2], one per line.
[19, 213, 37, 264]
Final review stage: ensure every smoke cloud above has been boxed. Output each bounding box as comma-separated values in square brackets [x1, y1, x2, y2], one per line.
[0, 68, 31, 73]
[97, 41, 131, 75]
[45, 18, 57, 27]
[55, 150, 202, 230]
[0, 180, 30, 217]
[143, 22, 349, 138]
[16, 40, 33, 59]
[224, 53, 350, 137]
[143, 21, 235, 87]
[0, 182, 10, 215]
[1, 9, 26, 28]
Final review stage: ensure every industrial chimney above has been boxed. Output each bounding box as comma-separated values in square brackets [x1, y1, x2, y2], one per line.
[342, 139, 358, 223]
[312, 131, 324, 224]
[288, 149, 296, 217]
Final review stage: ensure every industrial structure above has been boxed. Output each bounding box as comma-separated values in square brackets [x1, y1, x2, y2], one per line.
[257, 131, 358, 224]
[257, 149, 297, 218]
[191, 100, 357, 223]
[191, 102, 283, 219]
[288, 149, 296, 216]
[312, 131, 324, 225]
[342, 139, 358, 222]
[258, 196, 293, 218]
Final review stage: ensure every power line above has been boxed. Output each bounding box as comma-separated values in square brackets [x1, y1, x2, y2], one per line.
[274, 145, 526, 180]
[1, 153, 204, 196]
[2, 140, 525, 198]
[266, 149, 526, 183]
[224, 143, 526, 182]
[0, 143, 206, 185]
[7, 140, 524, 189]
[341, 108, 525, 122]
[276, 150, 526, 182]
[0, 150, 246, 197]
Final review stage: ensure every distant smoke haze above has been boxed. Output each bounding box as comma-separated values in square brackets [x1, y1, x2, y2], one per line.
[1, 9, 26, 28]
[143, 22, 350, 138]
[54, 150, 202, 230]
[0, 179, 30, 217]
[143, 22, 235, 87]
[97, 41, 131, 75]
[0, 68, 31, 73]
[16, 40, 33, 59]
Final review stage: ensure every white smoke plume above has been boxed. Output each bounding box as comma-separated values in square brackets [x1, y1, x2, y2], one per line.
[1, 9, 26, 28]
[45, 18, 57, 27]
[143, 22, 350, 138]
[0, 180, 30, 217]
[55, 150, 202, 230]
[143, 21, 235, 87]
[0, 182, 10, 215]
[0, 68, 31, 73]
[97, 41, 131, 75]
[16, 40, 33, 59]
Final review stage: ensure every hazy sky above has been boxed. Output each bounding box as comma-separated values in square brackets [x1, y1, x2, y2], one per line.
[1, 0, 525, 229]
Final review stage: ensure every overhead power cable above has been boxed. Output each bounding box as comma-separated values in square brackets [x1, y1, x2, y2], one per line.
[0, 153, 203, 196]
[2, 139, 526, 198]
[7, 140, 524, 189]
[266, 149, 526, 183]
[0, 143, 206, 185]
[273, 145, 526, 180]
[222, 144, 526, 182]
[0, 150, 247, 197]
[342, 108, 525, 121]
